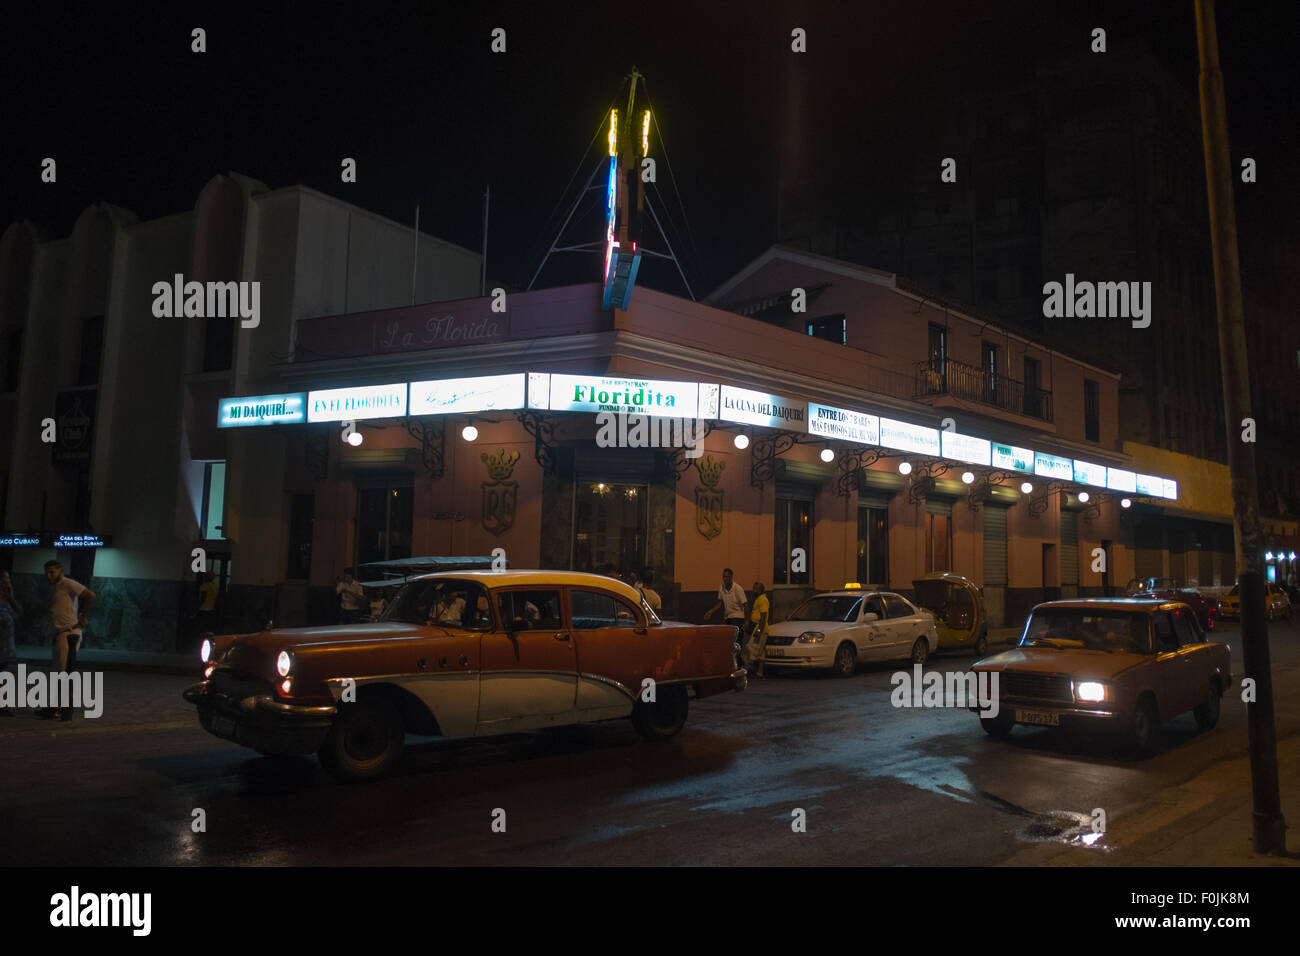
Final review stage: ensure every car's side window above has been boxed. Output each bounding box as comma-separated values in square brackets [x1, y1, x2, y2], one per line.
[1172, 608, 1199, 647]
[864, 596, 886, 620]
[1153, 612, 1179, 650]
[883, 595, 913, 619]
[497, 589, 563, 630]
[571, 590, 640, 630]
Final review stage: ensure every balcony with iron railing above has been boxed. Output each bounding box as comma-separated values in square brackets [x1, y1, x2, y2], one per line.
[913, 358, 1054, 423]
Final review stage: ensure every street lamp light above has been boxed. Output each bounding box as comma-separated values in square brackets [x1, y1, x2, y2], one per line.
[961, 471, 975, 484]
[820, 448, 835, 463]
[1121, 498, 1132, 509]
[462, 425, 479, 442]
[1020, 481, 1033, 494]
[733, 434, 749, 449]
[1077, 491, 1090, 503]
[898, 461, 913, 475]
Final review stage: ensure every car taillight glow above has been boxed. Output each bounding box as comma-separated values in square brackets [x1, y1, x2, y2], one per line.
[280, 678, 292, 696]
[204, 663, 215, 679]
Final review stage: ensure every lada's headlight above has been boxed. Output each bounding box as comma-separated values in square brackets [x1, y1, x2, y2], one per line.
[1076, 681, 1107, 703]
[200, 639, 211, 663]
[276, 650, 293, 677]
[797, 631, 826, 643]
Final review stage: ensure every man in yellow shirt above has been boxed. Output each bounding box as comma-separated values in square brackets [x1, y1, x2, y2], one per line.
[748, 581, 770, 678]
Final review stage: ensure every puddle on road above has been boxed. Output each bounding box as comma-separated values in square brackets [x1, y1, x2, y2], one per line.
[1014, 810, 1110, 850]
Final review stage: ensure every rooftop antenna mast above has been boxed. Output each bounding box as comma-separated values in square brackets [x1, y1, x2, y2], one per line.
[527, 68, 695, 304]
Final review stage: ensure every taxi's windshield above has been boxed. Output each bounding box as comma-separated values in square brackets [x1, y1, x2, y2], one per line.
[1020, 610, 1150, 654]
[789, 595, 862, 622]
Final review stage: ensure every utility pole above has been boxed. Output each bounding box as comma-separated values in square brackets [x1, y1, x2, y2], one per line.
[1194, 0, 1287, 854]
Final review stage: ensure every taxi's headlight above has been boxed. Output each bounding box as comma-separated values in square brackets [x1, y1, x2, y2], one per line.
[200, 639, 211, 663]
[1076, 681, 1107, 702]
[276, 650, 293, 677]
[797, 631, 826, 643]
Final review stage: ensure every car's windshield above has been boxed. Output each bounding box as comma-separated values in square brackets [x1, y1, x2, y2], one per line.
[1020, 610, 1151, 654]
[385, 578, 492, 628]
[789, 595, 862, 622]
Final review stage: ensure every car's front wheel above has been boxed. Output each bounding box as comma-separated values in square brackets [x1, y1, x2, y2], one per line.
[1130, 696, 1160, 755]
[632, 685, 689, 740]
[1193, 679, 1221, 730]
[318, 699, 405, 781]
[980, 708, 1014, 737]
[910, 637, 929, 665]
[831, 642, 857, 677]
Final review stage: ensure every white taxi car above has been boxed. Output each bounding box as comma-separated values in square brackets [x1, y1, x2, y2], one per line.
[762, 587, 938, 677]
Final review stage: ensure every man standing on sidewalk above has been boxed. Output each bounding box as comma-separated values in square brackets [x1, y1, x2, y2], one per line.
[44, 560, 95, 722]
[704, 567, 748, 636]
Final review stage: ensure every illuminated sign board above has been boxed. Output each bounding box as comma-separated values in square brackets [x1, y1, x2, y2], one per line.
[549, 374, 699, 418]
[0, 535, 40, 547]
[1136, 473, 1164, 497]
[719, 385, 806, 429]
[527, 372, 551, 410]
[52, 534, 110, 548]
[307, 383, 407, 422]
[807, 403, 879, 444]
[991, 443, 1034, 473]
[941, 432, 991, 466]
[217, 393, 305, 428]
[698, 383, 720, 420]
[1106, 468, 1138, 493]
[1035, 452, 1075, 481]
[1073, 460, 1108, 487]
[408, 374, 526, 415]
[880, 418, 941, 456]
[1162, 478, 1178, 500]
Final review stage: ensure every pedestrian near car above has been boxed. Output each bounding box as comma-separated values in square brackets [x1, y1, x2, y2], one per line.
[704, 567, 748, 634]
[196, 571, 218, 630]
[44, 559, 94, 722]
[748, 581, 770, 677]
[336, 568, 365, 624]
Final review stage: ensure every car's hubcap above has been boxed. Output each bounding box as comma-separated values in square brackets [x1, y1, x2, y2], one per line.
[345, 712, 387, 760]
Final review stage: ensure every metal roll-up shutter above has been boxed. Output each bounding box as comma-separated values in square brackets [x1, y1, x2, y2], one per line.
[983, 506, 1008, 586]
[1060, 510, 1079, 585]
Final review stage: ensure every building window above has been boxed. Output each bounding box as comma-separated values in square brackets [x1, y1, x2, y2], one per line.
[928, 323, 948, 379]
[78, 315, 104, 387]
[1084, 378, 1100, 442]
[574, 482, 645, 573]
[982, 341, 999, 402]
[203, 314, 235, 373]
[774, 496, 812, 586]
[925, 512, 952, 572]
[806, 314, 846, 344]
[856, 506, 888, 586]
[1023, 356, 1042, 418]
[356, 481, 413, 565]
[286, 493, 314, 579]
[202, 462, 227, 540]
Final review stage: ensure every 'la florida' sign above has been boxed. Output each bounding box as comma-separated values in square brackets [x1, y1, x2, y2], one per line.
[547, 374, 700, 418]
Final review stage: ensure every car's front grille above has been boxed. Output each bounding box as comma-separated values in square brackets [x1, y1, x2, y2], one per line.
[1002, 672, 1073, 703]
[765, 635, 796, 646]
[211, 669, 273, 700]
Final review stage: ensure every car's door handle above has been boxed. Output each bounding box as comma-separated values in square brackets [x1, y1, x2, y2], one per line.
[553, 632, 570, 642]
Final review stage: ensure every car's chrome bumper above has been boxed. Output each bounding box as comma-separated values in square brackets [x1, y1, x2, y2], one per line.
[184, 681, 338, 755]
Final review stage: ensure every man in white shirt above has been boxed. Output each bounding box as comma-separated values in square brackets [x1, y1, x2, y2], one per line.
[704, 567, 748, 632]
[44, 560, 95, 721]
[336, 568, 365, 624]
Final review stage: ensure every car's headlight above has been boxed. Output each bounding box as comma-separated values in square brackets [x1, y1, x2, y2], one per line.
[276, 650, 293, 677]
[1076, 681, 1107, 702]
[797, 631, 826, 643]
[200, 639, 211, 663]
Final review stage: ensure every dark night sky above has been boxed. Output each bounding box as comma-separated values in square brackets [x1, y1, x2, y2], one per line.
[2, 1, 1296, 299]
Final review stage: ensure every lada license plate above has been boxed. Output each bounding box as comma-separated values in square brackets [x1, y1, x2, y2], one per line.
[1016, 709, 1059, 726]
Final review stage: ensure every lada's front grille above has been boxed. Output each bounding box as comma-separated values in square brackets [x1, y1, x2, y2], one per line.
[765, 635, 796, 646]
[1002, 672, 1073, 703]
[211, 669, 273, 700]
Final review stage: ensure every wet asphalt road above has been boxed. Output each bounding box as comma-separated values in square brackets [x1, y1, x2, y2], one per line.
[3, 621, 1298, 866]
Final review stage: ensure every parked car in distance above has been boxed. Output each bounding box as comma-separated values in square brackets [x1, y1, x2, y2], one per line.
[184, 571, 746, 780]
[971, 598, 1232, 754]
[912, 572, 988, 654]
[1219, 582, 1293, 622]
[1127, 577, 1221, 632]
[762, 587, 938, 676]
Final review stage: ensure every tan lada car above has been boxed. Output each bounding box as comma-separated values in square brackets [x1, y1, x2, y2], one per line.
[971, 598, 1232, 754]
[184, 571, 746, 780]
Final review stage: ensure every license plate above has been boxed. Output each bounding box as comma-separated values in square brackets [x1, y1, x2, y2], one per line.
[1016, 709, 1059, 726]
[211, 714, 238, 738]
[767, 647, 784, 657]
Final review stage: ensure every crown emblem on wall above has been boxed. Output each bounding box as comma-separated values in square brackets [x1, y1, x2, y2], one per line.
[482, 448, 520, 480]
[696, 455, 726, 488]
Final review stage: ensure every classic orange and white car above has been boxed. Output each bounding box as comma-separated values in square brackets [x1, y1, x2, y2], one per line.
[184, 571, 746, 779]
[971, 598, 1232, 753]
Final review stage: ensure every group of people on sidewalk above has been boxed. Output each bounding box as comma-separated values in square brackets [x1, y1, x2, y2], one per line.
[704, 567, 770, 677]
[0, 560, 96, 720]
